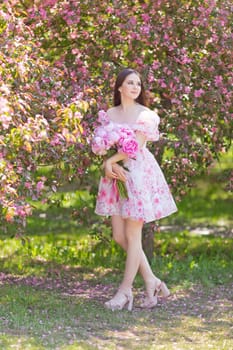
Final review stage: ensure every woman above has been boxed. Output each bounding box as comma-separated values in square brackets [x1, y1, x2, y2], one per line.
[94, 68, 177, 310]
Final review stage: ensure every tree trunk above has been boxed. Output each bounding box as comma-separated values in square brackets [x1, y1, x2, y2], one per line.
[142, 139, 166, 262]
[142, 223, 156, 263]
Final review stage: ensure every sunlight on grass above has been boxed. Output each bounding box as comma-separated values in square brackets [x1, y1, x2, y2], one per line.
[161, 147, 233, 228]
[0, 153, 232, 350]
[0, 335, 43, 350]
[162, 179, 232, 227]
[1, 282, 232, 350]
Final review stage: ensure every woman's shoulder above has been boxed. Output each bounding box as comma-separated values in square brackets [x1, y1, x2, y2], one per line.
[137, 106, 159, 120]
[106, 106, 118, 113]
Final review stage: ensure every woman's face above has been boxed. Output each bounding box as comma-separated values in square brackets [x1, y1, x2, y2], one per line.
[119, 73, 142, 101]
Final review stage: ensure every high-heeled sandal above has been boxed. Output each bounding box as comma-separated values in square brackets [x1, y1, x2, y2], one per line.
[140, 281, 170, 309]
[104, 290, 134, 311]
[157, 281, 170, 299]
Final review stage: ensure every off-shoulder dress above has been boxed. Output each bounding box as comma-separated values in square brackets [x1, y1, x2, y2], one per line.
[94, 110, 177, 223]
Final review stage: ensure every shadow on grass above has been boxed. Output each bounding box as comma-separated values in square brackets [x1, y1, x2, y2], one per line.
[0, 279, 232, 349]
[1, 227, 232, 348]
[0, 229, 232, 285]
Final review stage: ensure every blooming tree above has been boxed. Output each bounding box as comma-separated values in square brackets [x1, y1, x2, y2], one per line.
[0, 0, 232, 231]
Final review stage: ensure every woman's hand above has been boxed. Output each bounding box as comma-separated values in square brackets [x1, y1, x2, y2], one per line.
[104, 161, 127, 182]
[104, 160, 118, 179]
[112, 163, 127, 182]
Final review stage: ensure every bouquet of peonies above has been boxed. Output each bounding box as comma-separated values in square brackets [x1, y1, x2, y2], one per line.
[92, 110, 138, 199]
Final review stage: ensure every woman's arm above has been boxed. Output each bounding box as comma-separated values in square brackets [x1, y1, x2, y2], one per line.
[104, 132, 146, 179]
[135, 132, 147, 148]
[104, 153, 128, 179]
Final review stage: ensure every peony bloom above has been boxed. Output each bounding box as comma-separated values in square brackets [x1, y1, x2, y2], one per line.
[118, 137, 138, 158]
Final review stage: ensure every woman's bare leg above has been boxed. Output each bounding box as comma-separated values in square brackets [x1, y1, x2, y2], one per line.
[112, 216, 161, 299]
[119, 218, 143, 290]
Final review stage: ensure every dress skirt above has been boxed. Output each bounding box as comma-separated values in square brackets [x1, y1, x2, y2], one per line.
[95, 145, 177, 223]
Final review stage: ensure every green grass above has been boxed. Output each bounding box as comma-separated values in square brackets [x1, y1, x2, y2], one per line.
[0, 282, 232, 350]
[0, 153, 232, 349]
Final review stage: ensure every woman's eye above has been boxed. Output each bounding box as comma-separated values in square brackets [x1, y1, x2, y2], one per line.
[127, 81, 141, 86]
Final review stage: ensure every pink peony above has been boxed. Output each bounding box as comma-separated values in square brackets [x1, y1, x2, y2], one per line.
[118, 138, 138, 158]
[91, 137, 108, 155]
[91, 116, 139, 159]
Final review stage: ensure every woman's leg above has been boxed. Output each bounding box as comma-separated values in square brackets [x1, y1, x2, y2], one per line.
[111, 215, 127, 249]
[105, 218, 143, 310]
[112, 216, 161, 299]
[118, 218, 144, 290]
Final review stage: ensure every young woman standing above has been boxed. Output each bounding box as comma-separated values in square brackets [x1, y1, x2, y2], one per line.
[94, 68, 177, 310]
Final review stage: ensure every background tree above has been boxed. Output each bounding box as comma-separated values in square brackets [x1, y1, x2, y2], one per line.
[0, 0, 232, 231]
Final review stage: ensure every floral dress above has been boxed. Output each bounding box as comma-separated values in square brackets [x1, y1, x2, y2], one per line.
[94, 110, 178, 223]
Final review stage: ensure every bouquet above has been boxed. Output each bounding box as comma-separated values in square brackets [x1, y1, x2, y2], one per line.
[92, 111, 138, 199]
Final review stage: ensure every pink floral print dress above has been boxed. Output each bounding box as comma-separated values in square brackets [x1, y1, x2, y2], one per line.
[95, 110, 178, 223]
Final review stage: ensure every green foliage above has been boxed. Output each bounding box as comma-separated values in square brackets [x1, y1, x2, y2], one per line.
[0, 169, 232, 349]
[0, 173, 232, 283]
[0, 0, 233, 230]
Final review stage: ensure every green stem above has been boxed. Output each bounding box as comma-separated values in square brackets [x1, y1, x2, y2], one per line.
[116, 180, 128, 199]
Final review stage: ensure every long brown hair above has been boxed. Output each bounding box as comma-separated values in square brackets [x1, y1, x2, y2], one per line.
[113, 68, 147, 106]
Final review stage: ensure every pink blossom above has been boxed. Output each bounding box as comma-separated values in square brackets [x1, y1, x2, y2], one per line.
[25, 182, 32, 189]
[106, 7, 114, 14]
[194, 89, 205, 97]
[182, 158, 189, 165]
[36, 181, 45, 193]
[118, 138, 138, 158]
[0, 0, 232, 228]
[129, 16, 137, 26]
[152, 61, 160, 70]
[91, 137, 108, 155]
[51, 134, 63, 146]
[171, 98, 182, 105]
[157, 79, 167, 88]
[77, 168, 84, 175]
[0, 97, 11, 113]
[214, 75, 223, 86]
[70, 32, 78, 40]
[140, 25, 150, 35]
[181, 56, 192, 64]
[0, 114, 12, 129]
[98, 110, 109, 125]
[141, 13, 150, 22]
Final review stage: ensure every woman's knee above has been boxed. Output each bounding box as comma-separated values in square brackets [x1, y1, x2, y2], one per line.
[125, 220, 143, 242]
[112, 229, 125, 246]
[111, 215, 126, 246]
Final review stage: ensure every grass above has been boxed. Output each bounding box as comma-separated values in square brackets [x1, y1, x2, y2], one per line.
[0, 153, 232, 349]
[0, 282, 232, 349]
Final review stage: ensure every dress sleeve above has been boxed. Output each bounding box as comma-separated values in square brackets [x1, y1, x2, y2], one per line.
[133, 110, 160, 141]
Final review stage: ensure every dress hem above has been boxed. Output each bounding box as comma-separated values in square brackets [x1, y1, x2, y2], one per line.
[94, 208, 178, 224]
